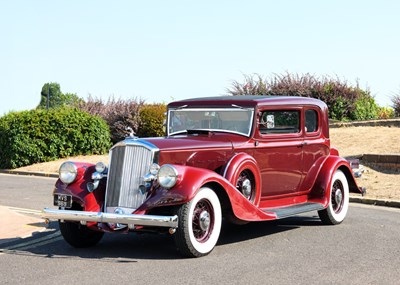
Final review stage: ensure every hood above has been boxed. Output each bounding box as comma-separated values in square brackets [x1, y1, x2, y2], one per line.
[144, 133, 233, 151]
[142, 132, 249, 171]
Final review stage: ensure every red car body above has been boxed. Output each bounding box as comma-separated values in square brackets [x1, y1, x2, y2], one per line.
[43, 96, 363, 257]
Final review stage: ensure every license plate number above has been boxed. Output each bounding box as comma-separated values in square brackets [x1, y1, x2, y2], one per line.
[54, 194, 72, 208]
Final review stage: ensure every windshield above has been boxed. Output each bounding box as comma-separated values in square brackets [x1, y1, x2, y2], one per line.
[168, 107, 254, 136]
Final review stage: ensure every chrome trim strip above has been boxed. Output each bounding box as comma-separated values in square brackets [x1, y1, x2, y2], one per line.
[111, 138, 160, 156]
[42, 208, 178, 228]
[222, 153, 240, 178]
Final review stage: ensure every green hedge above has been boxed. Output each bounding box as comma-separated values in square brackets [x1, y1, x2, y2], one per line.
[0, 108, 111, 169]
[137, 104, 167, 137]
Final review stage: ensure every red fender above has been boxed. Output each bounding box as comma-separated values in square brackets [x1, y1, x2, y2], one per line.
[308, 155, 361, 207]
[222, 153, 261, 206]
[139, 164, 277, 221]
[53, 162, 105, 212]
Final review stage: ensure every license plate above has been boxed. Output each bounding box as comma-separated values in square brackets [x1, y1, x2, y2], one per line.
[53, 194, 72, 208]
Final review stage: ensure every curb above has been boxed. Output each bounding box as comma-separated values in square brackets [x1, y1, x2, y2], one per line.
[329, 118, 400, 128]
[0, 169, 58, 178]
[350, 196, 400, 208]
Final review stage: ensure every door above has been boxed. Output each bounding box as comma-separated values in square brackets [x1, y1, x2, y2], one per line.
[254, 109, 303, 198]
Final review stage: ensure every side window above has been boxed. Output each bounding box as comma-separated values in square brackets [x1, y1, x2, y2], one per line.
[259, 110, 300, 134]
[305, 109, 318, 133]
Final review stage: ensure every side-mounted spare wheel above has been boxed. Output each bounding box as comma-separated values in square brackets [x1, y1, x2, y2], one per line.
[174, 187, 222, 258]
[318, 169, 350, 225]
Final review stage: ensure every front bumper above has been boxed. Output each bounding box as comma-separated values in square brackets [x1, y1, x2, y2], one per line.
[42, 208, 178, 228]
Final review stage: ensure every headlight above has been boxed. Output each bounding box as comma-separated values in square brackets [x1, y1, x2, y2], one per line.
[157, 164, 178, 189]
[95, 162, 107, 173]
[149, 163, 160, 175]
[59, 161, 78, 184]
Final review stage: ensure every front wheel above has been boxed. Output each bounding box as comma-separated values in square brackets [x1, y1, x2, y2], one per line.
[318, 169, 349, 225]
[59, 221, 104, 248]
[174, 187, 222, 258]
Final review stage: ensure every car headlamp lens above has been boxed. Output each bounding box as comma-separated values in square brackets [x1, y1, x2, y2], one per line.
[95, 162, 107, 173]
[149, 163, 160, 175]
[157, 164, 178, 189]
[59, 162, 78, 184]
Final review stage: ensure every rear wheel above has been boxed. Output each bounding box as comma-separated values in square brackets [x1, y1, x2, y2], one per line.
[174, 187, 222, 257]
[236, 169, 256, 203]
[318, 170, 349, 225]
[59, 221, 104, 248]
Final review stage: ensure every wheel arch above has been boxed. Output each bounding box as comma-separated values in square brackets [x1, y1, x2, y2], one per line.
[309, 156, 362, 206]
[337, 164, 360, 194]
[203, 181, 235, 220]
[222, 152, 261, 206]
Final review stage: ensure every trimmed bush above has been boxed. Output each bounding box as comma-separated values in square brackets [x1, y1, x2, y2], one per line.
[227, 73, 380, 121]
[0, 108, 111, 169]
[78, 96, 144, 143]
[350, 92, 380, 120]
[377, 107, 395, 119]
[137, 104, 167, 137]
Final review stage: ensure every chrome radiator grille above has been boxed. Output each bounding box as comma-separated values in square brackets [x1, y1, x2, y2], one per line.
[105, 140, 158, 211]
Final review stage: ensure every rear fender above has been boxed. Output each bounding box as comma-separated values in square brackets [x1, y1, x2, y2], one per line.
[309, 156, 361, 207]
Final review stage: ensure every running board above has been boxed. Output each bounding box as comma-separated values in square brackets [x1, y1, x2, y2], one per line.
[264, 202, 325, 219]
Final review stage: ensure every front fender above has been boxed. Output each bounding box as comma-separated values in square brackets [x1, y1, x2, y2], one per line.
[53, 162, 105, 212]
[309, 155, 361, 206]
[139, 164, 276, 221]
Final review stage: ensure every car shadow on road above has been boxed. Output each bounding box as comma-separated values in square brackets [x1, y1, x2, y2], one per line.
[218, 214, 322, 245]
[0, 214, 322, 261]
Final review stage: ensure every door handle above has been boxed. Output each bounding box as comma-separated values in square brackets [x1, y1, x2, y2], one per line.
[298, 141, 308, 147]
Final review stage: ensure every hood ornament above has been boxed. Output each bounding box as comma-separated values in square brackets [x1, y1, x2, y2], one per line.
[126, 127, 137, 139]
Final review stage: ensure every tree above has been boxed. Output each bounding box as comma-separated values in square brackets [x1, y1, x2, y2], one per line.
[38, 82, 83, 109]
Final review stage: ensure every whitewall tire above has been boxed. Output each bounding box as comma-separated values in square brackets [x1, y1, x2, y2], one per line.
[318, 169, 349, 225]
[174, 187, 222, 257]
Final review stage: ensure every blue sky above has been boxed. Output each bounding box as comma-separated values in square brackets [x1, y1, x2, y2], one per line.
[1, 0, 399, 115]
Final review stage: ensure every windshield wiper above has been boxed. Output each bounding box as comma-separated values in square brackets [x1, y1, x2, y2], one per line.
[175, 104, 188, 110]
[231, 104, 252, 110]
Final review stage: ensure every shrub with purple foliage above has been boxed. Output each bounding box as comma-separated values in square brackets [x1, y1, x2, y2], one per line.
[227, 73, 378, 121]
[78, 96, 145, 143]
[392, 93, 400, 117]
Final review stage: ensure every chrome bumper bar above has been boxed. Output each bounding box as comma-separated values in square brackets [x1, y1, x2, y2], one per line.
[42, 208, 178, 228]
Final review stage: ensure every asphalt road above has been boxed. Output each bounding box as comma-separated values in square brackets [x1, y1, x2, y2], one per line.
[0, 174, 400, 285]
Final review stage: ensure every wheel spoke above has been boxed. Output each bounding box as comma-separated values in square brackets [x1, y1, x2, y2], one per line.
[192, 199, 214, 242]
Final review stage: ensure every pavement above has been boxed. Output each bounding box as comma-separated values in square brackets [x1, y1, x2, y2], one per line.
[0, 170, 399, 247]
[0, 205, 48, 246]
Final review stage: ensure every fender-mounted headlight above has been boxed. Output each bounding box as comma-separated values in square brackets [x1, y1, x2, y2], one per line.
[157, 164, 178, 189]
[59, 161, 78, 184]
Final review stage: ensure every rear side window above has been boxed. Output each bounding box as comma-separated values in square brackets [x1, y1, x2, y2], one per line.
[259, 110, 300, 134]
[305, 109, 318, 133]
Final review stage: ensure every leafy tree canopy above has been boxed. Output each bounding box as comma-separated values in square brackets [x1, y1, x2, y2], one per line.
[38, 82, 84, 109]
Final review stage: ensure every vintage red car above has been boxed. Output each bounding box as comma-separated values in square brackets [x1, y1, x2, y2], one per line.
[42, 96, 364, 257]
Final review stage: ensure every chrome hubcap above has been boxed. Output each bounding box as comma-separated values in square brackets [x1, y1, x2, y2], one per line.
[242, 179, 252, 199]
[199, 211, 211, 231]
[335, 188, 343, 206]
